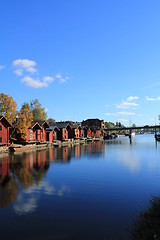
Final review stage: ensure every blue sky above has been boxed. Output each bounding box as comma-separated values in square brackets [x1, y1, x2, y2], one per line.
[0, 0, 160, 126]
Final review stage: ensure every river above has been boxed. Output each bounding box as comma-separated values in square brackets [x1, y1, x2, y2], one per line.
[0, 134, 160, 239]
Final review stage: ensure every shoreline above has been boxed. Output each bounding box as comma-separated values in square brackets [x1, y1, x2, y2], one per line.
[0, 137, 104, 154]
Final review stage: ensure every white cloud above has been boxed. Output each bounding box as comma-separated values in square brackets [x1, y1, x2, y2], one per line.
[13, 59, 37, 75]
[116, 151, 140, 173]
[59, 78, 66, 83]
[142, 82, 160, 90]
[118, 119, 129, 123]
[21, 76, 54, 88]
[105, 112, 117, 116]
[13, 182, 70, 215]
[0, 65, 5, 70]
[56, 73, 62, 79]
[57, 185, 70, 196]
[117, 101, 139, 109]
[43, 76, 54, 83]
[116, 96, 139, 109]
[14, 69, 23, 76]
[24, 182, 70, 197]
[118, 111, 135, 116]
[55, 73, 68, 83]
[105, 111, 135, 116]
[126, 96, 139, 101]
[13, 58, 69, 88]
[13, 196, 37, 215]
[145, 96, 160, 101]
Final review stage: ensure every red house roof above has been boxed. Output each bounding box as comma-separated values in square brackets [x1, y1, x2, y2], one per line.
[0, 115, 12, 127]
[30, 122, 42, 130]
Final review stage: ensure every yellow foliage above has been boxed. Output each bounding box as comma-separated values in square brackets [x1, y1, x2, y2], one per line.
[16, 103, 33, 141]
[0, 93, 17, 123]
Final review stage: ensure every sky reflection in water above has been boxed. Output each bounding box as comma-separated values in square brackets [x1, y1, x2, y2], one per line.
[0, 135, 160, 239]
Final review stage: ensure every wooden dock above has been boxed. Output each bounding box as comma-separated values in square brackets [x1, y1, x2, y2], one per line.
[0, 137, 104, 154]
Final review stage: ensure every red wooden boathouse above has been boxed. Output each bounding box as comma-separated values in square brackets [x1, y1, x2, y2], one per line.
[0, 115, 11, 146]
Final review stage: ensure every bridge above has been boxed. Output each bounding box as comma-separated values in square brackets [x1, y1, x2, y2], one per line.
[104, 125, 160, 132]
[104, 125, 160, 140]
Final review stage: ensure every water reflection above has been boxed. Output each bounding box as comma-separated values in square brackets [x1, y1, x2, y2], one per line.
[129, 195, 160, 240]
[0, 155, 18, 208]
[0, 141, 105, 211]
[48, 141, 105, 162]
[0, 177, 17, 208]
[0, 136, 160, 239]
[0, 150, 51, 211]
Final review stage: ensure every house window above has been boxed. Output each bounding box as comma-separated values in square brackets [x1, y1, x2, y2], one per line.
[30, 129, 33, 133]
[39, 136, 40, 140]
[0, 126, 2, 131]
[0, 137, 2, 142]
[30, 134, 33, 140]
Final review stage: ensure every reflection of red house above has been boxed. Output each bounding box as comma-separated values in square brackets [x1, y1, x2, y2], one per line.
[75, 145, 80, 158]
[25, 150, 48, 170]
[0, 116, 11, 146]
[48, 146, 71, 162]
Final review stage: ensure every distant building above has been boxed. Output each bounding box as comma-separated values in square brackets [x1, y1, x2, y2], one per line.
[82, 118, 104, 130]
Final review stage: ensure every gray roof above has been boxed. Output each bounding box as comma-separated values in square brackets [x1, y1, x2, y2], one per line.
[49, 123, 71, 129]
[71, 125, 82, 129]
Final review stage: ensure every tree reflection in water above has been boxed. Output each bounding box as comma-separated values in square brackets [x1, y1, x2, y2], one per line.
[13, 159, 34, 188]
[130, 196, 160, 240]
[0, 176, 18, 208]
[31, 159, 50, 185]
[0, 150, 51, 207]
[0, 141, 105, 209]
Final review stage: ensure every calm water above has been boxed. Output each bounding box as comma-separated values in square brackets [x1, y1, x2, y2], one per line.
[0, 134, 160, 239]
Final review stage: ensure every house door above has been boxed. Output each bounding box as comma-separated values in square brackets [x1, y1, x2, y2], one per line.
[36, 131, 38, 141]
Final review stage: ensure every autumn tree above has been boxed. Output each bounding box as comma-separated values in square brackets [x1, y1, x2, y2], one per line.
[30, 99, 47, 121]
[47, 118, 56, 126]
[16, 102, 33, 141]
[0, 93, 17, 123]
